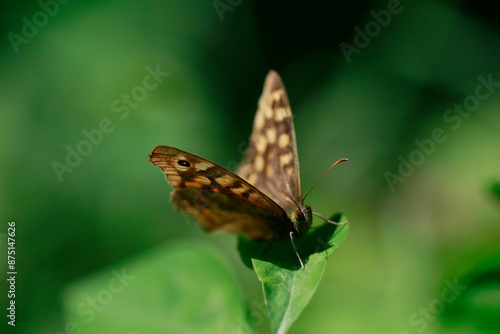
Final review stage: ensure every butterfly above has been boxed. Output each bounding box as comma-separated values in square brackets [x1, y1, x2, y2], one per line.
[149, 70, 347, 268]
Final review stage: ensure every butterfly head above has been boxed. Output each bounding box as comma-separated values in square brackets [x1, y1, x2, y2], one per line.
[290, 204, 312, 236]
[289, 158, 349, 237]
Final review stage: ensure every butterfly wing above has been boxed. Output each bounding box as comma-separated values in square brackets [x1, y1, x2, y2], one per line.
[237, 70, 302, 212]
[149, 145, 292, 239]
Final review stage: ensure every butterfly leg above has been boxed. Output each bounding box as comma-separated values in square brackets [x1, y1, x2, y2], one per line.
[313, 212, 349, 225]
[289, 231, 305, 269]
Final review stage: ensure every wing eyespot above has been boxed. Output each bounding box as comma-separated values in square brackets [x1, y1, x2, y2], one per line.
[178, 160, 191, 167]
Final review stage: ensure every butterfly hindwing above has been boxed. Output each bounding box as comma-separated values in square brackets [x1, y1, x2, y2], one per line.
[173, 188, 290, 239]
[149, 145, 293, 239]
[237, 70, 302, 213]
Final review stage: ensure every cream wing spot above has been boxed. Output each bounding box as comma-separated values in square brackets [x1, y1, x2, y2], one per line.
[255, 135, 267, 153]
[247, 172, 257, 185]
[266, 128, 277, 144]
[215, 174, 234, 187]
[255, 112, 265, 129]
[230, 185, 252, 196]
[238, 165, 251, 177]
[265, 107, 273, 119]
[228, 185, 259, 201]
[275, 108, 288, 122]
[169, 174, 182, 181]
[265, 166, 274, 178]
[196, 175, 211, 185]
[254, 155, 265, 172]
[175, 165, 189, 172]
[185, 181, 202, 188]
[195, 162, 212, 171]
[279, 152, 293, 166]
[278, 133, 290, 148]
[271, 90, 284, 102]
[167, 174, 182, 186]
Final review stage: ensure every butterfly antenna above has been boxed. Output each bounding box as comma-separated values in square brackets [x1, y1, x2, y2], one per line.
[302, 158, 348, 202]
[313, 211, 349, 225]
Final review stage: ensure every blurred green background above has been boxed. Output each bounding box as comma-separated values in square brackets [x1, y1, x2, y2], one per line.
[1, 0, 500, 333]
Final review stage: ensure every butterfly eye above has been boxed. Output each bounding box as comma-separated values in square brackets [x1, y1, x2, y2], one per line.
[271, 100, 277, 109]
[294, 209, 304, 220]
[177, 160, 191, 167]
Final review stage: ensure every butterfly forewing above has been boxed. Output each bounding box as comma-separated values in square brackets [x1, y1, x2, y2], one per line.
[237, 70, 302, 213]
[149, 146, 293, 239]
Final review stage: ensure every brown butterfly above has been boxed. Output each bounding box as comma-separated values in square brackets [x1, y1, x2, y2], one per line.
[149, 70, 347, 268]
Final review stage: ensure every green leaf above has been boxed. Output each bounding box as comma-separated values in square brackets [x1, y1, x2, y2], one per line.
[238, 214, 349, 334]
[63, 241, 251, 334]
[442, 263, 500, 334]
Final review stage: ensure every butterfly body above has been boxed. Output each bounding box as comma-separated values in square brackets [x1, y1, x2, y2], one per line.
[150, 70, 345, 267]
